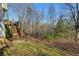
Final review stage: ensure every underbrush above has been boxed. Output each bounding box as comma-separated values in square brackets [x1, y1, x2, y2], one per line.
[4, 40, 63, 56]
[43, 32, 64, 40]
[49, 40, 79, 55]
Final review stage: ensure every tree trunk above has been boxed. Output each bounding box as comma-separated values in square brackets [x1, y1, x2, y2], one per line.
[75, 28, 78, 42]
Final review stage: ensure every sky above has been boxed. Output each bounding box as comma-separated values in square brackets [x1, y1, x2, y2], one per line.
[7, 3, 64, 22]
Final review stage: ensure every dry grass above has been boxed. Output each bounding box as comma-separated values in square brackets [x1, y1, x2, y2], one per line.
[2, 35, 79, 56]
[49, 40, 79, 55]
[4, 40, 63, 56]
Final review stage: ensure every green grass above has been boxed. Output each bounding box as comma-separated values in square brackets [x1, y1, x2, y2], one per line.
[4, 40, 63, 56]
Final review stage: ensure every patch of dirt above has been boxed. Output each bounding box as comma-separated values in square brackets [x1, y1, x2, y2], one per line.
[49, 40, 79, 55]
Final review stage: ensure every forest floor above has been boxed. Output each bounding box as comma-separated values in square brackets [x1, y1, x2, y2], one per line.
[2, 35, 79, 56]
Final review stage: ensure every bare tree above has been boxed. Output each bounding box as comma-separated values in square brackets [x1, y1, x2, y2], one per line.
[34, 9, 43, 35]
[65, 3, 79, 41]
[8, 3, 27, 38]
[48, 4, 56, 34]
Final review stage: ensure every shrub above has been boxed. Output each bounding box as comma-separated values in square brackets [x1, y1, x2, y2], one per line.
[43, 32, 54, 40]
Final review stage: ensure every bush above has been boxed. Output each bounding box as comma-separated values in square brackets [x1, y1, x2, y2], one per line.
[43, 32, 65, 40]
[43, 32, 54, 40]
[54, 33, 64, 39]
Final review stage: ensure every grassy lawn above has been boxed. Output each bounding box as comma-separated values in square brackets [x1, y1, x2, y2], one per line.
[3, 40, 64, 56]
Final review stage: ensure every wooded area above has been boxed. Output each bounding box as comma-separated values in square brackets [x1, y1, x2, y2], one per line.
[0, 3, 79, 56]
